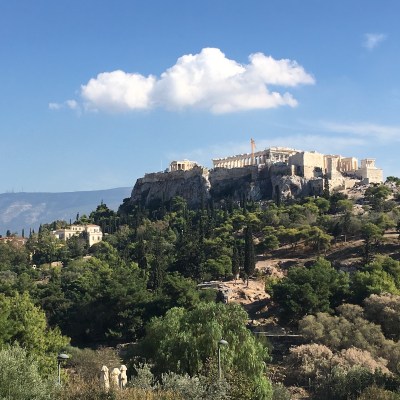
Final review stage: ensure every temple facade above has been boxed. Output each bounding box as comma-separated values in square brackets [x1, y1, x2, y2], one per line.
[212, 147, 299, 169]
[169, 159, 198, 172]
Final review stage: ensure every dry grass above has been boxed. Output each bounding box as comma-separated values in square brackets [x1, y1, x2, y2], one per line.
[56, 378, 181, 400]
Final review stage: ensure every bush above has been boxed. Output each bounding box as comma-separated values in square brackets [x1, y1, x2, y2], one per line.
[0, 345, 54, 400]
[357, 385, 400, 400]
[364, 294, 400, 340]
[66, 347, 121, 382]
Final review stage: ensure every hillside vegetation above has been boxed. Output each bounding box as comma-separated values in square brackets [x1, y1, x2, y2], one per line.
[1, 179, 400, 399]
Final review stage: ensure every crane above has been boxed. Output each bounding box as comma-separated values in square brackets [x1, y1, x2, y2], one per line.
[251, 138, 256, 165]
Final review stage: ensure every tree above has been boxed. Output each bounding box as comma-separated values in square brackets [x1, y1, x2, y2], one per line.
[351, 256, 400, 302]
[161, 272, 200, 309]
[297, 303, 400, 373]
[26, 230, 61, 265]
[314, 197, 330, 214]
[272, 258, 350, 322]
[277, 227, 303, 249]
[364, 294, 400, 340]
[243, 226, 255, 281]
[361, 222, 384, 264]
[304, 226, 332, 253]
[337, 210, 361, 242]
[0, 292, 69, 377]
[261, 226, 279, 254]
[139, 302, 272, 400]
[336, 199, 354, 213]
[0, 345, 54, 399]
[231, 243, 241, 279]
[323, 174, 330, 199]
[365, 185, 391, 211]
[358, 385, 400, 400]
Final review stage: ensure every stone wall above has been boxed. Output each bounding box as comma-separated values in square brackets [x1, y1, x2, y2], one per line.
[289, 151, 325, 179]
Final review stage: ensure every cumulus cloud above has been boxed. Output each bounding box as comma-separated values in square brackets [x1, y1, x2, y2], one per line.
[77, 48, 314, 114]
[363, 33, 387, 50]
[81, 71, 156, 112]
[48, 99, 81, 112]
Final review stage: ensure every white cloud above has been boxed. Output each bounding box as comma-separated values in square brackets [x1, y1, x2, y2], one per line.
[77, 48, 315, 113]
[65, 99, 78, 110]
[48, 102, 62, 110]
[49, 99, 81, 112]
[320, 121, 400, 142]
[81, 71, 156, 112]
[363, 33, 387, 50]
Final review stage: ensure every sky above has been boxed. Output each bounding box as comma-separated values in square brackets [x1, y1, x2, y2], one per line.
[1, 0, 400, 193]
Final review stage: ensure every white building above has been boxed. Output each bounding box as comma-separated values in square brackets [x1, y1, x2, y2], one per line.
[53, 224, 103, 247]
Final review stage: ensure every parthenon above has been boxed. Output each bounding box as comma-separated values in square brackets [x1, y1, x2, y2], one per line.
[212, 146, 383, 184]
[212, 147, 298, 169]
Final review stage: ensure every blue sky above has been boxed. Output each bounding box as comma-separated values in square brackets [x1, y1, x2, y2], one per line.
[1, 0, 399, 193]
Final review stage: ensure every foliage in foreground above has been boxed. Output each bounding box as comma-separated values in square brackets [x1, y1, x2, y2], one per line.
[0, 345, 54, 400]
[138, 302, 273, 399]
[0, 292, 69, 377]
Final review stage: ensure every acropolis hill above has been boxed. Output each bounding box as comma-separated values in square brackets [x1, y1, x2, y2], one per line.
[129, 146, 383, 208]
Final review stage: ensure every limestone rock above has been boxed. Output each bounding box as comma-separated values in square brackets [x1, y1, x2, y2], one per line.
[271, 174, 311, 199]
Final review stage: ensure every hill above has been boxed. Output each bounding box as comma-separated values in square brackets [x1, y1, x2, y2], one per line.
[0, 187, 132, 235]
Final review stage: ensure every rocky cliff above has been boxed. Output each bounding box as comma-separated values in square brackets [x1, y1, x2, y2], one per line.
[130, 167, 211, 208]
[128, 165, 323, 208]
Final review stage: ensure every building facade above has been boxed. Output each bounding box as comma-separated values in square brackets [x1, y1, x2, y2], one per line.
[169, 159, 198, 172]
[53, 224, 103, 247]
[212, 146, 383, 185]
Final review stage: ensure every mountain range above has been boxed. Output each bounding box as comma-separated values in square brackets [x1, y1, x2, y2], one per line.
[0, 187, 132, 236]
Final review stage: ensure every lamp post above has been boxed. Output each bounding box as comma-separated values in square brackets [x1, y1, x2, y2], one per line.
[217, 339, 228, 380]
[57, 353, 69, 385]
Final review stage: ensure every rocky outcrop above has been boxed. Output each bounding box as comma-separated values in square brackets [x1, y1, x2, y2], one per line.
[130, 167, 211, 208]
[208, 166, 270, 201]
[271, 175, 311, 199]
[129, 165, 323, 208]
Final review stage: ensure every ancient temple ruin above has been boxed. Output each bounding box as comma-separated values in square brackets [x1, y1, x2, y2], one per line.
[169, 159, 198, 172]
[212, 147, 383, 185]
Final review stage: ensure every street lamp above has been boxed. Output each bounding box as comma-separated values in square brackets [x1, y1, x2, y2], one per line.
[217, 339, 228, 380]
[57, 353, 69, 385]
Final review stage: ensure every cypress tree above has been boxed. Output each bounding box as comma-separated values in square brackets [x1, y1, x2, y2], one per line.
[232, 243, 240, 280]
[244, 226, 256, 278]
[323, 173, 330, 199]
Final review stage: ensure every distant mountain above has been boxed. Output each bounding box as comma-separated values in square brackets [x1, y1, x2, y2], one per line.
[0, 187, 132, 236]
